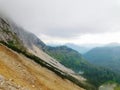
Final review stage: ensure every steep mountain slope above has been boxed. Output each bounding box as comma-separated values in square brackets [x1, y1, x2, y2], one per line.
[9, 21, 46, 50]
[84, 46, 120, 73]
[45, 46, 120, 88]
[0, 17, 93, 89]
[0, 17, 25, 50]
[7, 20, 76, 75]
[0, 44, 84, 90]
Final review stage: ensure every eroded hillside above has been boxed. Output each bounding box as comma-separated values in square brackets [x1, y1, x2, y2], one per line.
[0, 44, 84, 90]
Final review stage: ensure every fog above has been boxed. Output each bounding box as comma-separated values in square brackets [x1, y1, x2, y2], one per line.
[0, 0, 120, 45]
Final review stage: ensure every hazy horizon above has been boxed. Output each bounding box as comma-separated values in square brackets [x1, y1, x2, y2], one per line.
[0, 0, 120, 45]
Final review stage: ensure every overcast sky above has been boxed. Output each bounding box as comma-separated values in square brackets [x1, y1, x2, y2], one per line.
[0, 0, 120, 45]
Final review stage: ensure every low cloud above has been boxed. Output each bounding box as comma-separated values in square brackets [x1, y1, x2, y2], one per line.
[0, 0, 120, 42]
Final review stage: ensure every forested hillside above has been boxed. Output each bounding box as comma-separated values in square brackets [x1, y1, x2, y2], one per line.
[45, 46, 120, 88]
[84, 46, 120, 73]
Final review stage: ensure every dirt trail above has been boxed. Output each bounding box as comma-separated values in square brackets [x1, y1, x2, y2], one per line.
[0, 44, 84, 90]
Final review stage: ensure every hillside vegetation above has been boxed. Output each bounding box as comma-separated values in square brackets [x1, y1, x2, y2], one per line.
[45, 46, 120, 88]
[84, 46, 120, 73]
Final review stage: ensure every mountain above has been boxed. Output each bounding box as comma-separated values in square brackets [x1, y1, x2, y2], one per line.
[45, 46, 88, 72]
[0, 16, 95, 90]
[65, 43, 104, 54]
[9, 20, 46, 50]
[84, 46, 120, 73]
[65, 43, 93, 54]
[8, 21, 78, 76]
[45, 46, 120, 88]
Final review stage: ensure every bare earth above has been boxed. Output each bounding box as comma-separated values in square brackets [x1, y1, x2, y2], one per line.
[0, 44, 84, 90]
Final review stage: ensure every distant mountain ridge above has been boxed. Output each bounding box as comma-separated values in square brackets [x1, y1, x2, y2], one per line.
[65, 43, 93, 54]
[65, 43, 105, 54]
[84, 46, 120, 73]
[45, 45, 120, 88]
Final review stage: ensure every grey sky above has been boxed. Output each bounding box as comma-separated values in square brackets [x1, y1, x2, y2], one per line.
[0, 0, 120, 44]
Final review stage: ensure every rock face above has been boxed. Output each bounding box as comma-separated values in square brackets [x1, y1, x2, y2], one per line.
[0, 18, 24, 50]
[9, 20, 46, 50]
[0, 17, 45, 50]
